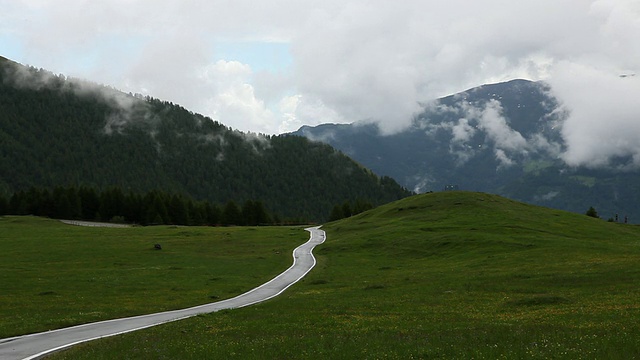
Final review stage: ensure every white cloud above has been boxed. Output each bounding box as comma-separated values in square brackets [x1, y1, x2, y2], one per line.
[474, 100, 528, 153]
[277, 95, 302, 134]
[428, 99, 562, 166]
[0, 0, 639, 170]
[288, 0, 605, 135]
[494, 149, 515, 167]
[199, 60, 280, 134]
[451, 118, 476, 143]
[212, 82, 276, 134]
[549, 61, 640, 169]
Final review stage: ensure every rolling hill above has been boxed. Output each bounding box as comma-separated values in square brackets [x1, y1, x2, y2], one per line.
[0, 56, 411, 221]
[21, 191, 640, 358]
[294, 79, 640, 222]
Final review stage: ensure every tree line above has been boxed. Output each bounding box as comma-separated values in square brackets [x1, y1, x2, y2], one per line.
[0, 59, 413, 222]
[0, 186, 296, 226]
[328, 200, 375, 221]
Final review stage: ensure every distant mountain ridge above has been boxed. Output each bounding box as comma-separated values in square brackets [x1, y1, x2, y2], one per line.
[294, 79, 640, 222]
[0, 56, 411, 221]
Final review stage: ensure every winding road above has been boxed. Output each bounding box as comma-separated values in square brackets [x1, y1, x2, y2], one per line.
[0, 226, 325, 360]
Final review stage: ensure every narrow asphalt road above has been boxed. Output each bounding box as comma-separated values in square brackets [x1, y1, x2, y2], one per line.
[0, 226, 325, 360]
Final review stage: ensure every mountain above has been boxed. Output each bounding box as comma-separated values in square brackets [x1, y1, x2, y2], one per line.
[293, 79, 640, 222]
[0, 56, 411, 221]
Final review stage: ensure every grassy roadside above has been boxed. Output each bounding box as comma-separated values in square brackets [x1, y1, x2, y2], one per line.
[20, 192, 640, 358]
[0, 216, 308, 338]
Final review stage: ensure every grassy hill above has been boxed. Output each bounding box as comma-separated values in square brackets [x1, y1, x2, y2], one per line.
[9, 192, 640, 358]
[0, 216, 308, 338]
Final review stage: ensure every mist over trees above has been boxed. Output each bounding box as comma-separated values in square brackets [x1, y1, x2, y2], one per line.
[0, 58, 412, 222]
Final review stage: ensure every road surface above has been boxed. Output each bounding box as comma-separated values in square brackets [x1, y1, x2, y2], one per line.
[0, 226, 325, 360]
[59, 220, 131, 228]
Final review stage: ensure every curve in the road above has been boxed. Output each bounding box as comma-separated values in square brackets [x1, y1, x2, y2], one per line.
[0, 226, 325, 360]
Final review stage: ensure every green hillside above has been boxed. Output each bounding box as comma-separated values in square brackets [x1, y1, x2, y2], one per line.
[46, 192, 640, 359]
[0, 57, 410, 221]
[0, 216, 308, 338]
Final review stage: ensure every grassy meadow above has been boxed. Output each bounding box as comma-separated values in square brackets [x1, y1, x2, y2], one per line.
[6, 191, 640, 359]
[0, 216, 307, 338]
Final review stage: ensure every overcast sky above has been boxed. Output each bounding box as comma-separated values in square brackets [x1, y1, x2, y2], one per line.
[1, 0, 639, 168]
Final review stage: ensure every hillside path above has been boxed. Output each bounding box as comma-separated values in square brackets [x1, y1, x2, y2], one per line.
[0, 226, 325, 360]
[59, 220, 132, 228]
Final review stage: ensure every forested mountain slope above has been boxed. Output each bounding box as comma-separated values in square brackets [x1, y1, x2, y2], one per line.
[294, 79, 640, 222]
[0, 56, 411, 221]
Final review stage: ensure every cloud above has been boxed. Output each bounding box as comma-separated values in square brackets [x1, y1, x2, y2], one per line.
[534, 191, 559, 202]
[451, 118, 476, 143]
[463, 99, 531, 167]
[494, 149, 515, 167]
[0, 0, 639, 171]
[1, 59, 154, 136]
[425, 98, 562, 166]
[544, 0, 640, 169]
[548, 62, 640, 169]
[198, 60, 279, 134]
[473, 100, 528, 153]
[279, 95, 346, 134]
[3, 59, 136, 110]
[288, 0, 598, 135]
[288, 0, 640, 165]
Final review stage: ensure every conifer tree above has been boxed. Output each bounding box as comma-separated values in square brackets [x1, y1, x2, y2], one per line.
[222, 200, 242, 226]
[586, 206, 599, 218]
[0, 194, 8, 215]
[169, 194, 189, 225]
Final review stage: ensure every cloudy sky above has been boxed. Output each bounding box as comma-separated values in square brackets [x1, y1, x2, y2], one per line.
[1, 0, 639, 167]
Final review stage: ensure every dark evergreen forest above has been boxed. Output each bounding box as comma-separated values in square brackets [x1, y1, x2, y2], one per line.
[0, 56, 412, 222]
[0, 186, 279, 226]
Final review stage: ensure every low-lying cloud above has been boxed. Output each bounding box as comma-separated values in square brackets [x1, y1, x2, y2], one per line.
[2, 0, 640, 170]
[425, 99, 562, 167]
[548, 61, 640, 170]
[2, 61, 154, 135]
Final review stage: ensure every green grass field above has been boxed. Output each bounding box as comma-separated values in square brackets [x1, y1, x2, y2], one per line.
[0, 217, 307, 338]
[5, 192, 640, 359]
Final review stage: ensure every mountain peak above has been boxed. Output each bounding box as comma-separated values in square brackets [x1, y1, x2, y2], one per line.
[293, 78, 640, 222]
